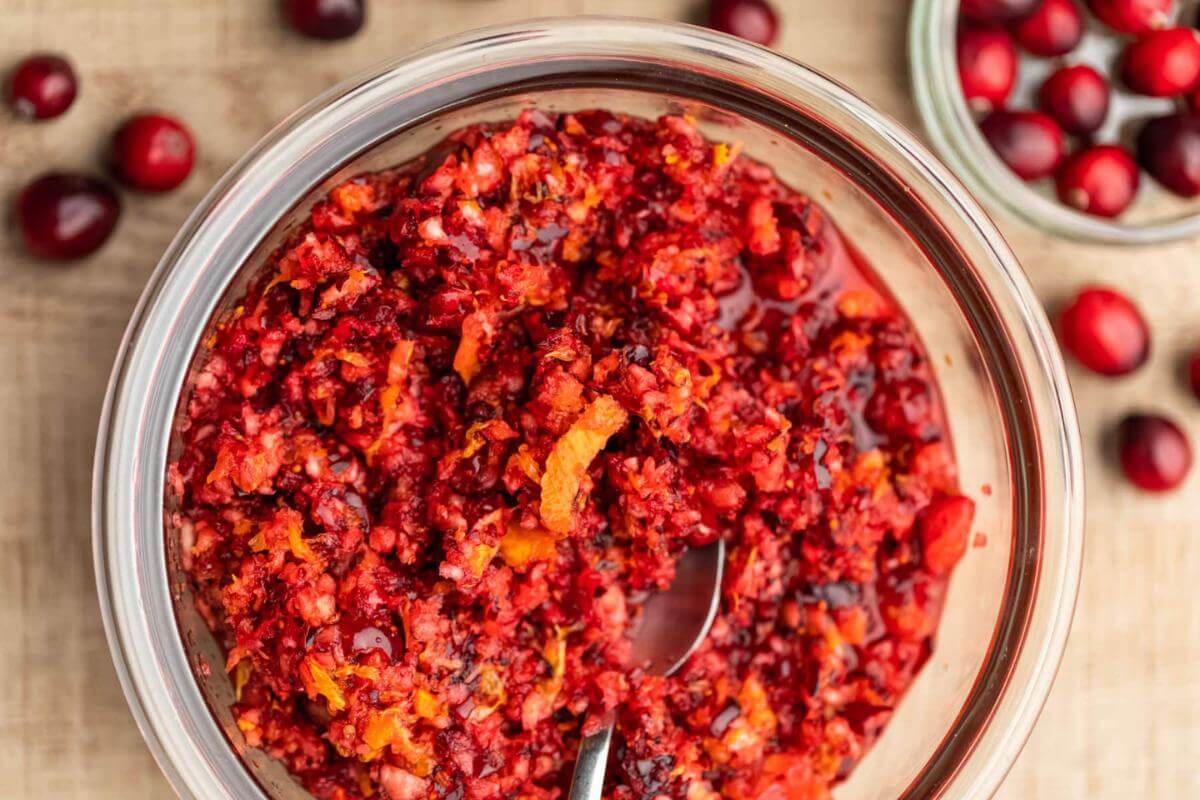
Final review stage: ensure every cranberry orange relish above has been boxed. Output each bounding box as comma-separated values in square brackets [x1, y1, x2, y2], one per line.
[169, 110, 975, 800]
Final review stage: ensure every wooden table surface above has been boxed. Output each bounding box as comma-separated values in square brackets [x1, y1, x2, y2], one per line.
[1, 1, 1196, 797]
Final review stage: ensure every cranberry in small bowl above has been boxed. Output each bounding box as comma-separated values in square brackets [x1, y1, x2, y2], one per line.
[912, 0, 1200, 244]
[93, 18, 1082, 800]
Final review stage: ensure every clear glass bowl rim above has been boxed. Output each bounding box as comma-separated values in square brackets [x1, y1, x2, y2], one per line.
[909, 0, 1200, 245]
[92, 16, 1084, 800]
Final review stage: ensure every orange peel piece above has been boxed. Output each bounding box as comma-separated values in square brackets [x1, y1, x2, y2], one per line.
[366, 339, 416, 464]
[413, 688, 445, 720]
[233, 659, 252, 701]
[499, 524, 558, 568]
[453, 310, 493, 386]
[363, 708, 402, 752]
[362, 710, 435, 776]
[248, 509, 319, 564]
[300, 657, 346, 713]
[538, 395, 628, 534]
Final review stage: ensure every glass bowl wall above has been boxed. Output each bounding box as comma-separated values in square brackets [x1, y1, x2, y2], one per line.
[93, 18, 1083, 800]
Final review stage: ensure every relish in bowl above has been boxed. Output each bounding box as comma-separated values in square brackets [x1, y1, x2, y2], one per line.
[171, 110, 975, 800]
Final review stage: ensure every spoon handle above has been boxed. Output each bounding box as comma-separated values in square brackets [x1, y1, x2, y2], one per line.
[567, 717, 614, 800]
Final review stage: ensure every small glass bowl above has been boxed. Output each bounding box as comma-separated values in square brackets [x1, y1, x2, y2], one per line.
[93, 17, 1084, 800]
[910, 0, 1200, 245]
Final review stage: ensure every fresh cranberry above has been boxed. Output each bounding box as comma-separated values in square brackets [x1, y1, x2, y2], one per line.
[707, 0, 780, 46]
[979, 110, 1065, 179]
[1056, 286, 1149, 375]
[5, 54, 76, 120]
[1087, 0, 1173, 33]
[1038, 65, 1111, 135]
[1121, 28, 1200, 97]
[284, 0, 365, 40]
[1013, 0, 1084, 56]
[1118, 414, 1192, 492]
[1056, 145, 1140, 217]
[957, 27, 1018, 111]
[110, 114, 195, 192]
[15, 173, 120, 260]
[960, 0, 1041, 23]
[1135, 113, 1200, 196]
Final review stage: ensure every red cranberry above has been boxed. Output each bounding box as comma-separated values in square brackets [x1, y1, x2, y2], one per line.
[1087, 0, 1173, 33]
[957, 27, 1018, 111]
[1135, 113, 1200, 196]
[1056, 286, 1149, 375]
[1038, 65, 1111, 135]
[918, 495, 976, 577]
[1013, 0, 1084, 56]
[979, 110, 1065, 179]
[110, 114, 195, 192]
[5, 54, 76, 120]
[284, 0, 365, 41]
[15, 173, 120, 260]
[1118, 414, 1192, 492]
[707, 0, 780, 46]
[960, 0, 1041, 23]
[1056, 145, 1140, 217]
[1121, 28, 1200, 97]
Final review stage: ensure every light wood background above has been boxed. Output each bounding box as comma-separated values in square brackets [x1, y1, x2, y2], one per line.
[1, 1, 1196, 797]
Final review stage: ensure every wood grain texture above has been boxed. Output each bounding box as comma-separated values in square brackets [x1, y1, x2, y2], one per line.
[0, 1, 1195, 797]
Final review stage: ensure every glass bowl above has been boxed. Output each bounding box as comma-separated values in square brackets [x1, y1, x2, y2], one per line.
[93, 17, 1084, 800]
[910, 0, 1200, 245]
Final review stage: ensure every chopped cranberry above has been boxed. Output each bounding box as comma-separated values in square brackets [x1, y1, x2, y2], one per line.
[1135, 113, 1200, 196]
[5, 53, 77, 120]
[960, 0, 1041, 23]
[1056, 286, 1150, 376]
[1087, 0, 1173, 33]
[707, 0, 780, 46]
[1118, 414, 1192, 492]
[1120, 28, 1200, 97]
[879, 569, 944, 642]
[15, 173, 120, 260]
[1056, 145, 1140, 217]
[284, 0, 365, 40]
[918, 495, 976, 577]
[979, 110, 1065, 180]
[1013, 0, 1084, 57]
[957, 27, 1019, 111]
[110, 113, 196, 192]
[1038, 64, 1111, 135]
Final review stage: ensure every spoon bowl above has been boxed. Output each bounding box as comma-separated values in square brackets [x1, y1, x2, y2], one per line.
[567, 539, 725, 800]
[630, 539, 727, 676]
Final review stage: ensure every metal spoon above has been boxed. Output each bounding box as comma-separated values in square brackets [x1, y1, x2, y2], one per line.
[566, 539, 726, 800]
